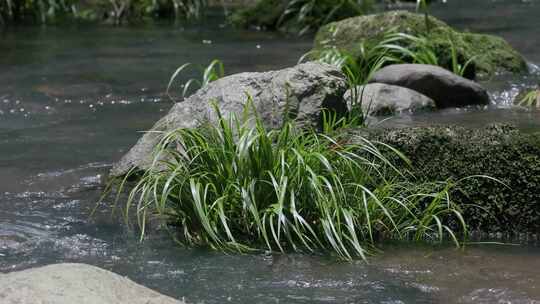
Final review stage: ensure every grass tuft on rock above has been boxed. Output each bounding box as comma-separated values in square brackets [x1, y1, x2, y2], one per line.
[108, 104, 471, 260]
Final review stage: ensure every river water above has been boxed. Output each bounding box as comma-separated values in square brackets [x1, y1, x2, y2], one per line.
[1, 0, 540, 303]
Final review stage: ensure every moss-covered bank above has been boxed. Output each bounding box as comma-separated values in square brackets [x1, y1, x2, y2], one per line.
[313, 11, 528, 77]
[358, 124, 540, 235]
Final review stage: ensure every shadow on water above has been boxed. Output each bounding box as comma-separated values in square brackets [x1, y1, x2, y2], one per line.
[1, 2, 540, 303]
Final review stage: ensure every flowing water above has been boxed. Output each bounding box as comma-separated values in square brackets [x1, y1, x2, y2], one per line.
[1, 1, 540, 303]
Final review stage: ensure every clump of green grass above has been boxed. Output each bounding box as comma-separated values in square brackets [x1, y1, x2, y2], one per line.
[109, 104, 470, 260]
[230, 0, 374, 35]
[278, 0, 374, 35]
[0, 0, 75, 24]
[0, 0, 211, 25]
[304, 30, 472, 118]
[516, 89, 540, 108]
[166, 59, 225, 101]
[308, 30, 475, 87]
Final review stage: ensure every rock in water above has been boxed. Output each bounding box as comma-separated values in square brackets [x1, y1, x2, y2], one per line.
[344, 83, 435, 116]
[111, 62, 348, 176]
[369, 64, 490, 108]
[313, 10, 527, 77]
[360, 124, 540, 234]
[0, 263, 184, 304]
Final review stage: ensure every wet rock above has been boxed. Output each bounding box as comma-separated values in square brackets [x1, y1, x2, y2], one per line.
[111, 62, 348, 176]
[369, 64, 490, 108]
[0, 263, 184, 304]
[344, 83, 435, 116]
[313, 11, 527, 77]
[359, 124, 540, 234]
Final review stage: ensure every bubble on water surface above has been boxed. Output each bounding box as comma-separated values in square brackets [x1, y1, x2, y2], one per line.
[408, 282, 440, 293]
[52, 200, 81, 210]
[460, 287, 540, 304]
[528, 62, 540, 75]
[53, 234, 109, 259]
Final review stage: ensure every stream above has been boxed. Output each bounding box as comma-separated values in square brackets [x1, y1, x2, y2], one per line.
[1, 0, 540, 303]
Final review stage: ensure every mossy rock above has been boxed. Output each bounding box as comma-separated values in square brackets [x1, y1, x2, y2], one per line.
[359, 124, 540, 234]
[313, 11, 528, 77]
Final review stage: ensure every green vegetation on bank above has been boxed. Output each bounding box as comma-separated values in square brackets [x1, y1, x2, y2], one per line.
[230, 0, 374, 34]
[109, 105, 470, 260]
[0, 0, 208, 25]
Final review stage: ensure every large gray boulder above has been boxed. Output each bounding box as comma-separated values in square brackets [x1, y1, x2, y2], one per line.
[111, 62, 348, 176]
[369, 64, 490, 108]
[0, 263, 184, 304]
[344, 83, 435, 116]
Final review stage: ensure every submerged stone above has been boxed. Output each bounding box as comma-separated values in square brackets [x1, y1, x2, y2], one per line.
[111, 62, 348, 176]
[369, 64, 490, 108]
[0, 263, 184, 304]
[313, 11, 528, 77]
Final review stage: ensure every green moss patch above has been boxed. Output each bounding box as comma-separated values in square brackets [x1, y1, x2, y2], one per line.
[361, 124, 540, 234]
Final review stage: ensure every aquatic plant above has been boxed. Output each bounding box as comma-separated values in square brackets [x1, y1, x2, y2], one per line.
[108, 103, 469, 260]
[0, 0, 76, 24]
[278, 0, 374, 35]
[307, 33, 476, 123]
[308, 30, 475, 88]
[166, 59, 225, 100]
[231, 0, 374, 34]
[108, 0, 131, 24]
[416, 0, 432, 32]
[0, 0, 211, 25]
[171, 0, 207, 20]
[109, 0, 209, 24]
[516, 89, 540, 108]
